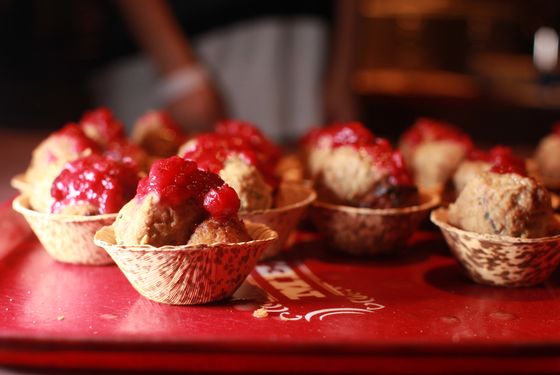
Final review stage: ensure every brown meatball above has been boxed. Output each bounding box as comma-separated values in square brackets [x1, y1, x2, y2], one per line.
[452, 160, 491, 194]
[448, 172, 554, 238]
[316, 146, 418, 208]
[187, 217, 251, 246]
[411, 141, 467, 189]
[218, 156, 273, 212]
[113, 192, 205, 246]
[535, 134, 560, 189]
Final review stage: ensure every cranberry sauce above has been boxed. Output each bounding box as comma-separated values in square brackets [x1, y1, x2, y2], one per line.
[136, 156, 240, 218]
[51, 154, 139, 214]
[80, 107, 126, 146]
[469, 146, 527, 176]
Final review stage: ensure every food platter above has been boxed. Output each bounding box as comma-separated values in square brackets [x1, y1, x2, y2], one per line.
[1, 198, 560, 373]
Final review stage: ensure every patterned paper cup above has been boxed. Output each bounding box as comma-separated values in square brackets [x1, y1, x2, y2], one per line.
[309, 192, 440, 256]
[241, 183, 316, 259]
[431, 208, 560, 287]
[94, 222, 278, 305]
[10, 173, 30, 194]
[12, 195, 115, 265]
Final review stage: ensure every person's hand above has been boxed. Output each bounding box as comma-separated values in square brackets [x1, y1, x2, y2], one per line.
[165, 74, 227, 133]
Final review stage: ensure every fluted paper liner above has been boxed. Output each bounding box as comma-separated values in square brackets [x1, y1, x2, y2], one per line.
[12, 195, 115, 265]
[241, 183, 316, 259]
[94, 222, 278, 305]
[431, 208, 560, 287]
[10, 173, 30, 194]
[310, 192, 440, 256]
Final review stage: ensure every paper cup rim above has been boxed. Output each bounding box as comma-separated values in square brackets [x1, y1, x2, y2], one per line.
[312, 191, 440, 215]
[241, 182, 316, 216]
[10, 173, 30, 192]
[551, 192, 560, 210]
[94, 220, 278, 252]
[430, 207, 560, 244]
[12, 194, 118, 222]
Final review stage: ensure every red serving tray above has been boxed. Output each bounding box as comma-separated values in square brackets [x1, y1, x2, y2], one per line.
[1, 198, 560, 374]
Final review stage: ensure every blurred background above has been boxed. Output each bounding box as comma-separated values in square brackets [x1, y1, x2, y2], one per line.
[1, 0, 560, 144]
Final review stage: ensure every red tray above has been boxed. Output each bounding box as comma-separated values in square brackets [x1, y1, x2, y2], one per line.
[1, 199, 560, 374]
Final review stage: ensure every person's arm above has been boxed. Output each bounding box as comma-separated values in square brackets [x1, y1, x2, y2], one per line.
[324, 0, 359, 123]
[117, 0, 225, 132]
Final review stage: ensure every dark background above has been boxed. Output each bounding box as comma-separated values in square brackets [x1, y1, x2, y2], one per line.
[1, 0, 560, 145]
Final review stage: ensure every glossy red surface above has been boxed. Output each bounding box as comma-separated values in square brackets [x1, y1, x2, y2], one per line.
[2, 200, 560, 373]
[301, 122, 375, 148]
[181, 133, 260, 174]
[215, 119, 282, 167]
[51, 154, 139, 214]
[137, 156, 240, 218]
[182, 132, 279, 188]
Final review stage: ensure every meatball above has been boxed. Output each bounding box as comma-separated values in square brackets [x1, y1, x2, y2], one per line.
[412, 140, 467, 189]
[113, 192, 205, 247]
[453, 160, 491, 194]
[187, 217, 251, 246]
[535, 134, 560, 189]
[113, 156, 250, 247]
[317, 145, 418, 209]
[132, 111, 185, 157]
[448, 172, 554, 238]
[219, 156, 273, 212]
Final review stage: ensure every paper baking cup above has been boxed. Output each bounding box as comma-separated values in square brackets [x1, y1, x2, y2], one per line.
[94, 222, 278, 305]
[10, 173, 30, 193]
[12, 195, 115, 265]
[309, 192, 440, 256]
[431, 208, 560, 287]
[551, 193, 560, 211]
[241, 183, 316, 259]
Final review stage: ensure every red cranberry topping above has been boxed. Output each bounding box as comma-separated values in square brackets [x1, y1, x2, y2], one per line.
[80, 107, 125, 146]
[181, 134, 258, 172]
[136, 156, 240, 218]
[468, 146, 527, 176]
[401, 118, 472, 150]
[104, 141, 145, 170]
[215, 120, 281, 167]
[203, 184, 241, 218]
[181, 133, 277, 187]
[362, 138, 414, 187]
[51, 154, 139, 215]
[302, 122, 375, 149]
[303, 123, 412, 187]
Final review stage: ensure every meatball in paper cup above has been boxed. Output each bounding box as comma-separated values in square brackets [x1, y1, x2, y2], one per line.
[94, 221, 276, 305]
[95, 156, 279, 305]
[12, 154, 140, 265]
[431, 208, 560, 287]
[310, 191, 440, 256]
[12, 195, 116, 265]
[432, 168, 560, 287]
[241, 182, 316, 259]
